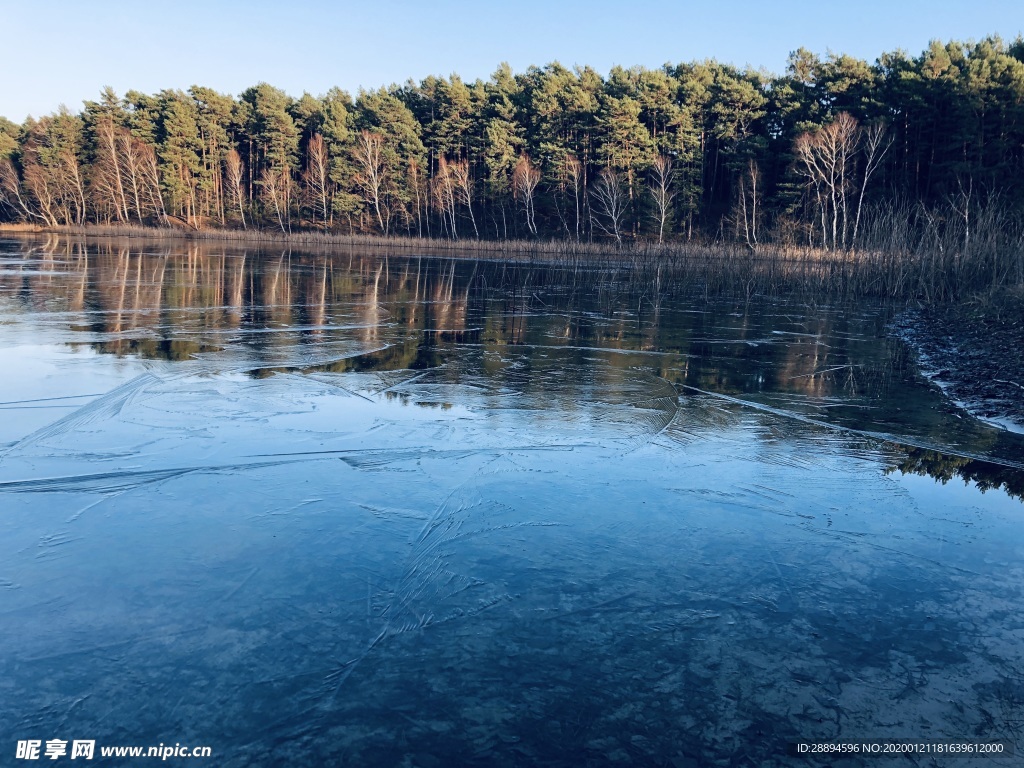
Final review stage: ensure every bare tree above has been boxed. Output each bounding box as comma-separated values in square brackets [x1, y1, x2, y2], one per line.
[20, 125, 88, 225]
[139, 143, 167, 224]
[448, 158, 478, 239]
[648, 154, 676, 244]
[851, 121, 891, 246]
[224, 149, 247, 229]
[116, 132, 162, 223]
[352, 130, 387, 234]
[795, 112, 859, 250]
[409, 157, 424, 237]
[0, 159, 45, 223]
[512, 154, 540, 236]
[304, 133, 332, 230]
[22, 155, 61, 227]
[93, 115, 130, 223]
[737, 159, 761, 249]
[259, 167, 291, 234]
[561, 153, 585, 240]
[60, 147, 87, 224]
[118, 130, 146, 221]
[432, 156, 458, 239]
[590, 167, 626, 243]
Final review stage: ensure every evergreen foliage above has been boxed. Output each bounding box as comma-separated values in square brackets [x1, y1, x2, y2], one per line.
[2, 38, 1024, 246]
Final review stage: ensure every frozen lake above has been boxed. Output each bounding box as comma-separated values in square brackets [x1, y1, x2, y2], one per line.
[1, 236, 1022, 765]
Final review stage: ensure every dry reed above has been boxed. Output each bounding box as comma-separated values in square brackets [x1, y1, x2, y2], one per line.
[23, 201, 1024, 305]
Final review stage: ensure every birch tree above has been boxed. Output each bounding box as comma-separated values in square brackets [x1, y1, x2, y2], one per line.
[851, 121, 891, 246]
[512, 154, 540, 236]
[304, 133, 332, 229]
[352, 129, 387, 233]
[591, 167, 626, 243]
[224, 149, 247, 229]
[794, 112, 859, 250]
[648, 154, 676, 244]
[432, 156, 458, 238]
[259, 166, 292, 233]
[448, 158, 478, 238]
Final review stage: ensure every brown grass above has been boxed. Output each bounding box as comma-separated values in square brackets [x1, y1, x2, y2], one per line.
[12, 209, 1023, 305]
[0, 223, 46, 233]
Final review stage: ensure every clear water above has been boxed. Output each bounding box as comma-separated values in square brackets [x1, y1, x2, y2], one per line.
[1, 236, 1022, 766]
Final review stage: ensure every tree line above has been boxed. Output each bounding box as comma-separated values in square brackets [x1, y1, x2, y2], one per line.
[2, 37, 1023, 248]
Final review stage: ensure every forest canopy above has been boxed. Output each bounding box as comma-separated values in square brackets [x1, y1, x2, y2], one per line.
[2, 37, 1023, 248]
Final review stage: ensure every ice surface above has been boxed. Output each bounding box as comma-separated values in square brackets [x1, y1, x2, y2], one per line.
[1, 236, 1022, 765]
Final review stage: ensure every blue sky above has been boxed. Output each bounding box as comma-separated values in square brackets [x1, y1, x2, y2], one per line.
[3, 0, 1023, 121]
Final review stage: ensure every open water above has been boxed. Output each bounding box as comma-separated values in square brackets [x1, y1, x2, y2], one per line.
[1, 236, 1022, 766]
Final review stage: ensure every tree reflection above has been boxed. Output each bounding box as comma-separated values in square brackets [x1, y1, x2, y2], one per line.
[2, 234, 1022, 500]
[887, 447, 1023, 500]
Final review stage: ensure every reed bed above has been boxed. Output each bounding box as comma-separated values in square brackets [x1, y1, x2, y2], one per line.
[26, 203, 1024, 305]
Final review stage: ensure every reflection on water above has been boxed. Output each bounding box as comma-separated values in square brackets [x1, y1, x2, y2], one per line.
[1, 235, 1022, 765]
[889, 447, 1024, 500]
[3, 235, 1020, 494]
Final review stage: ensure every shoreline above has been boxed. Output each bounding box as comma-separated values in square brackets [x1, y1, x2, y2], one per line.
[4, 223, 650, 257]
[6, 223, 837, 262]
[892, 291, 1024, 434]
